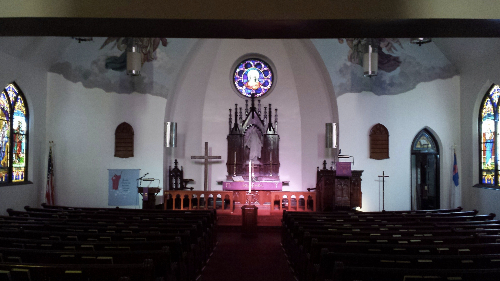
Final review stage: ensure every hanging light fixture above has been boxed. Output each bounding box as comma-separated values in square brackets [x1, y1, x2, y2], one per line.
[165, 122, 177, 148]
[363, 41, 378, 78]
[410, 38, 432, 46]
[71, 37, 93, 43]
[325, 123, 337, 149]
[127, 39, 142, 76]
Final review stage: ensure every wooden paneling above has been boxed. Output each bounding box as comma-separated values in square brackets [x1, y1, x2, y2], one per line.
[115, 122, 134, 158]
[370, 123, 389, 160]
[316, 164, 363, 211]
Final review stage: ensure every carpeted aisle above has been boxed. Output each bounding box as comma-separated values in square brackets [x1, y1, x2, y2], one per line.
[200, 227, 296, 281]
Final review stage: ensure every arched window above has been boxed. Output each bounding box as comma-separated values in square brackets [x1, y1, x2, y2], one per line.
[0, 82, 29, 184]
[479, 84, 500, 186]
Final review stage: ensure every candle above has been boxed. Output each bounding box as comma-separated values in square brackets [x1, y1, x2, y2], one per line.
[270, 153, 273, 176]
[249, 160, 252, 193]
[233, 152, 237, 176]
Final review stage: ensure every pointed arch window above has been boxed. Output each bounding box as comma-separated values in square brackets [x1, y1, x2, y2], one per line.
[478, 84, 500, 186]
[0, 82, 29, 184]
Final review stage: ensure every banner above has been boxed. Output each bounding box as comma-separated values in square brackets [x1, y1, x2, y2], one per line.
[108, 169, 140, 206]
[45, 146, 55, 205]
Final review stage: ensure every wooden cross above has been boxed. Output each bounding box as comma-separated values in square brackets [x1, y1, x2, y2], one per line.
[378, 171, 389, 211]
[191, 142, 222, 191]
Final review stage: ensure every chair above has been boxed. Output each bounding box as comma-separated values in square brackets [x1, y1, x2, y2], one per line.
[168, 159, 193, 190]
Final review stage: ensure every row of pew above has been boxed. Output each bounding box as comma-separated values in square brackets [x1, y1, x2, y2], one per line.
[0, 203, 217, 281]
[282, 207, 500, 281]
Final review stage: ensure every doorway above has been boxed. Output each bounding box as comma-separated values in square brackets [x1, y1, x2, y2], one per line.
[411, 129, 440, 210]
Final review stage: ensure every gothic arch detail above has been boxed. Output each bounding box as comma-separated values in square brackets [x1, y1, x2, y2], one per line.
[115, 122, 134, 158]
[369, 123, 389, 160]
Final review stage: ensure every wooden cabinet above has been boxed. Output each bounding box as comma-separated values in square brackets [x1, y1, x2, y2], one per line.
[316, 166, 363, 211]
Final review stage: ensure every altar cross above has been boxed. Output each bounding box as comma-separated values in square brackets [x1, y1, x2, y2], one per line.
[191, 142, 222, 191]
[378, 171, 389, 211]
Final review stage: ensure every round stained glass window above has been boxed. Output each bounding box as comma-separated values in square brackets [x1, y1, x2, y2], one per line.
[233, 58, 274, 98]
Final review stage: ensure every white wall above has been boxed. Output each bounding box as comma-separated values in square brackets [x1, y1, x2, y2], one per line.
[0, 50, 47, 215]
[47, 73, 166, 208]
[455, 38, 500, 215]
[337, 77, 461, 211]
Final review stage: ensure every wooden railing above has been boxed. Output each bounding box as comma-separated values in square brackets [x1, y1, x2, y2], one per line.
[271, 191, 316, 212]
[164, 190, 234, 213]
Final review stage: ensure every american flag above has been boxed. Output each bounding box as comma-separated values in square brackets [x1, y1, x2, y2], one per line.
[45, 146, 55, 205]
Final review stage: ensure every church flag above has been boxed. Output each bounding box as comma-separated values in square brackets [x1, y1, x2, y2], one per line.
[45, 146, 55, 205]
[453, 150, 459, 187]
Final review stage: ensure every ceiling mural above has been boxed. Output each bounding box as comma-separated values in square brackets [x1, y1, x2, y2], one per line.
[48, 37, 196, 97]
[100, 37, 168, 72]
[313, 38, 458, 96]
[47, 38, 457, 98]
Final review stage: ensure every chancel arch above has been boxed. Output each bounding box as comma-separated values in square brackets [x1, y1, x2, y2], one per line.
[165, 39, 339, 192]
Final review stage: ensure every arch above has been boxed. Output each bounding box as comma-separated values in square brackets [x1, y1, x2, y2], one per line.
[478, 84, 500, 186]
[0, 82, 29, 184]
[370, 123, 389, 160]
[114, 122, 134, 158]
[410, 128, 440, 210]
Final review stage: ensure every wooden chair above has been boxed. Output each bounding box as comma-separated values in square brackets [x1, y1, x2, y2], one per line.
[168, 159, 193, 191]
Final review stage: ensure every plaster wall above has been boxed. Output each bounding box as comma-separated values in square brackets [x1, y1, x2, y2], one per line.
[166, 39, 338, 192]
[46, 73, 166, 208]
[337, 77, 461, 211]
[0, 50, 47, 215]
[456, 38, 500, 215]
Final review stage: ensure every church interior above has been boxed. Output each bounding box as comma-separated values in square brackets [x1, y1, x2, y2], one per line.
[2, 1, 500, 280]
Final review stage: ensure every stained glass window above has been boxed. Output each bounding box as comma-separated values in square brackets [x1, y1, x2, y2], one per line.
[233, 58, 274, 98]
[479, 84, 500, 186]
[0, 83, 28, 184]
[412, 130, 437, 154]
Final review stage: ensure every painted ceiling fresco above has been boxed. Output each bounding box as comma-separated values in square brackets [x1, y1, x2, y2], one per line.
[313, 38, 458, 96]
[49, 37, 196, 97]
[48, 38, 457, 98]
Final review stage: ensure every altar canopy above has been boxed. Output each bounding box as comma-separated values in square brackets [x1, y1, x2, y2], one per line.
[224, 96, 281, 191]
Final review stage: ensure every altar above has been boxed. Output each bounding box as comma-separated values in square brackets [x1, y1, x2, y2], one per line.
[222, 181, 282, 191]
[223, 96, 282, 197]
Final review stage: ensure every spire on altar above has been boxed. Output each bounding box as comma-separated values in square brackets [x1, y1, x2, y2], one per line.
[224, 94, 281, 191]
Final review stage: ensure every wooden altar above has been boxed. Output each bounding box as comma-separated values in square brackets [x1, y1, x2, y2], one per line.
[314, 161, 363, 211]
[223, 96, 282, 191]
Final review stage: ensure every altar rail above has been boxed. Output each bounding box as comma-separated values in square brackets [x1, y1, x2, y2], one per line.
[164, 190, 234, 213]
[271, 191, 316, 212]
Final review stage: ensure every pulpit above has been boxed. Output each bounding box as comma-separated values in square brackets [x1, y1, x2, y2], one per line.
[138, 187, 161, 209]
[314, 160, 363, 211]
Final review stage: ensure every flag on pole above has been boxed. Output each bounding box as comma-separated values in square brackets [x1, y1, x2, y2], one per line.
[45, 146, 55, 205]
[453, 150, 459, 187]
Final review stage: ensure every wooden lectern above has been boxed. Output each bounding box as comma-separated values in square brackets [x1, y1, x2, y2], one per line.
[138, 187, 161, 209]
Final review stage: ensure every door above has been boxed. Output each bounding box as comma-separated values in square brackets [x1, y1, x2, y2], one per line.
[411, 129, 440, 210]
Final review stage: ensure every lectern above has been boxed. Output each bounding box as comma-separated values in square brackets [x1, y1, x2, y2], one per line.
[138, 187, 161, 209]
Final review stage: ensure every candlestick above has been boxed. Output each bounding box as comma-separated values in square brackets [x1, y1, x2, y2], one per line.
[270, 153, 273, 176]
[234, 152, 237, 176]
[249, 160, 252, 193]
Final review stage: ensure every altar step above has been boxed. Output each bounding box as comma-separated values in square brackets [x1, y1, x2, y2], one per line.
[217, 212, 283, 226]
[216, 203, 282, 226]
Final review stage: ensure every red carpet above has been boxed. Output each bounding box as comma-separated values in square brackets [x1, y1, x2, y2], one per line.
[200, 227, 296, 281]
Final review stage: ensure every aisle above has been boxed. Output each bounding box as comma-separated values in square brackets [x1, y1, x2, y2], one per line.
[199, 227, 296, 281]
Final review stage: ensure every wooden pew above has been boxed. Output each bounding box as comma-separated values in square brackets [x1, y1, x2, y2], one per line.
[281, 209, 500, 281]
[0, 259, 156, 281]
[0, 247, 174, 281]
[331, 262, 500, 281]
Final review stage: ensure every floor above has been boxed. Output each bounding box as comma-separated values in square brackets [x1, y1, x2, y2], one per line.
[199, 227, 297, 281]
